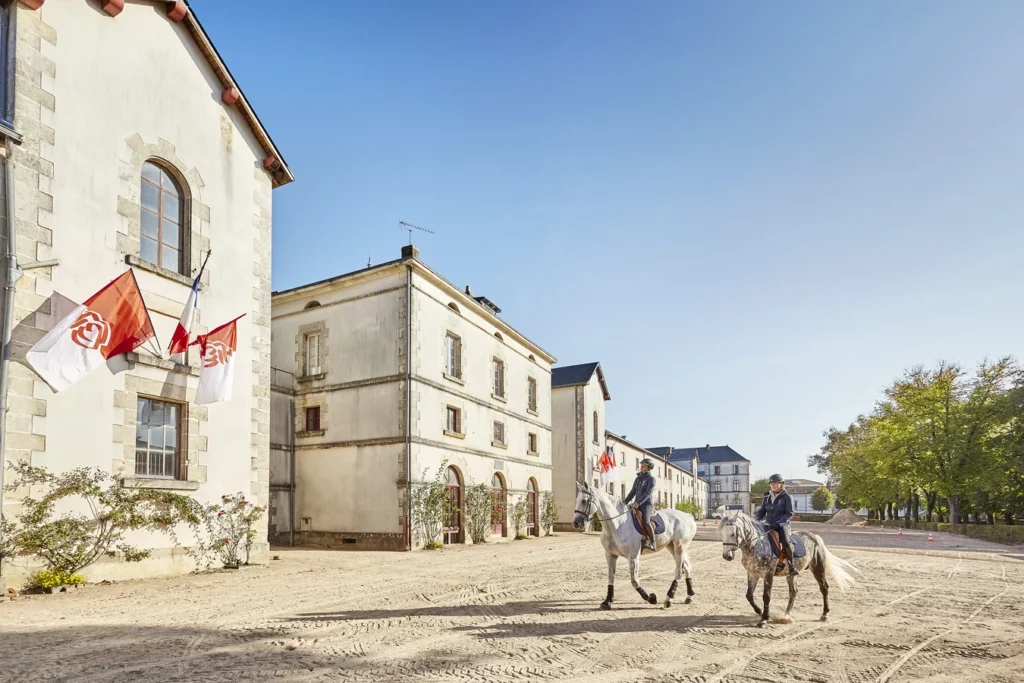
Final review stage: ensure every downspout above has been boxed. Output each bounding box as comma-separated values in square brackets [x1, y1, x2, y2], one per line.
[404, 264, 412, 550]
[288, 394, 295, 547]
[0, 147, 18, 571]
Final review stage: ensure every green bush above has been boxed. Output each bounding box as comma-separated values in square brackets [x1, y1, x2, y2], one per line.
[865, 519, 1024, 544]
[674, 500, 703, 518]
[792, 514, 834, 523]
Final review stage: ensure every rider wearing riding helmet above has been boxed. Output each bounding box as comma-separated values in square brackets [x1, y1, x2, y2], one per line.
[624, 457, 657, 551]
[755, 473, 799, 576]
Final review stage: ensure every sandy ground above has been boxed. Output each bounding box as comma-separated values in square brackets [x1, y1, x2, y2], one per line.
[2, 523, 1023, 683]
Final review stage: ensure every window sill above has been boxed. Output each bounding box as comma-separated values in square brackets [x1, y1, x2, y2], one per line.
[443, 429, 465, 440]
[296, 373, 326, 383]
[0, 121, 22, 144]
[443, 373, 465, 386]
[527, 409, 539, 417]
[297, 430, 325, 438]
[126, 351, 199, 377]
[121, 477, 200, 492]
[491, 393, 507, 403]
[526, 450, 539, 457]
[125, 255, 195, 287]
[491, 441, 508, 450]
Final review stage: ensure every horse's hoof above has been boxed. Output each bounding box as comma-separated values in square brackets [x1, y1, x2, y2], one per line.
[757, 620, 768, 628]
[663, 599, 672, 609]
[599, 601, 612, 610]
[819, 615, 829, 622]
[684, 597, 692, 605]
[648, 593, 658, 605]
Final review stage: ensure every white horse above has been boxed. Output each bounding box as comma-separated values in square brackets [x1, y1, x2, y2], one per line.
[572, 481, 698, 610]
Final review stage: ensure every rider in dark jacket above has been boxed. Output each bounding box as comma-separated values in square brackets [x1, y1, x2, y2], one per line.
[624, 458, 657, 551]
[755, 473, 799, 575]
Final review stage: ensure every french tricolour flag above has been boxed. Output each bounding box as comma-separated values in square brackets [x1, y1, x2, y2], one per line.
[169, 251, 210, 365]
[26, 270, 156, 392]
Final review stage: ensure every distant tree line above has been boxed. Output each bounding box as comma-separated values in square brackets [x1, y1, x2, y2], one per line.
[809, 357, 1024, 524]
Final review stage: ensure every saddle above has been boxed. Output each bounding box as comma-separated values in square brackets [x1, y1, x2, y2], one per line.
[629, 508, 666, 536]
[767, 529, 807, 561]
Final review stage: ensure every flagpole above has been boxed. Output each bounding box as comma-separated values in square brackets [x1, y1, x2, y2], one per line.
[189, 313, 247, 345]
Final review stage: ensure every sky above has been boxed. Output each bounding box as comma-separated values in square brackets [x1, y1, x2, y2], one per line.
[193, 1, 1024, 480]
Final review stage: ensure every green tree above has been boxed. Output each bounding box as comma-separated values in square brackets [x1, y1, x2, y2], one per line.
[463, 483, 494, 544]
[750, 477, 771, 494]
[810, 486, 835, 513]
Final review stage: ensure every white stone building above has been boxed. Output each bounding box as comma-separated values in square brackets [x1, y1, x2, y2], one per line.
[605, 433, 705, 516]
[784, 478, 839, 515]
[649, 445, 751, 514]
[550, 362, 609, 531]
[0, 0, 290, 587]
[270, 245, 556, 550]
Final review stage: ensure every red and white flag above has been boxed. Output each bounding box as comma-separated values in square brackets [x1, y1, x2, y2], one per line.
[599, 446, 618, 485]
[193, 315, 243, 405]
[169, 251, 210, 364]
[26, 270, 156, 392]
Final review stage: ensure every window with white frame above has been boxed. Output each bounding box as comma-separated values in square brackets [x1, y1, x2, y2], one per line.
[733, 479, 741, 491]
[492, 421, 506, 446]
[528, 432, 538, 454]
[733, 464, 739, 475]
[527, 376, 538, 412]
[593, 411, 599, 444]
[492, 358, 505, 398]
[305, 333, 321, 376]
[715, 481, 721, 492]
[135, 397, 182, 479]
[445, 332, 462, 379]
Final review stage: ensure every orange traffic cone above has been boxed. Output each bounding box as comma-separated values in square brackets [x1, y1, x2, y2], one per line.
[928, 533, 934, 543]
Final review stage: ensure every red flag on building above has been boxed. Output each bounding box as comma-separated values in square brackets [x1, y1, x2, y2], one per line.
[599, 446, 618, 485]
[26, 270, 155, 392]
[193, 315, 243, 405]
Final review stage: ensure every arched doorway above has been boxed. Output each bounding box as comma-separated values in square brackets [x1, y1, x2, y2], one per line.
[527, 478, 539, 537]
[443, 466, 463, 544]
[491, 473, 507, 537]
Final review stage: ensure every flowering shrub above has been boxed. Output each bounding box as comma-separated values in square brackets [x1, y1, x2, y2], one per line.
[27, 569, 86, 590]
[210, 493, 266, 567]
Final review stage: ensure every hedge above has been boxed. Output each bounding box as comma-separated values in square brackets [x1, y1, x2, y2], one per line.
[865, 519, 1024, 545]
[791, 514, 834, 523]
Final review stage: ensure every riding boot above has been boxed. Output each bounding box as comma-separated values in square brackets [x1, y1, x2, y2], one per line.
[785, 547, 799, 575]
[644, 524, 657, 551]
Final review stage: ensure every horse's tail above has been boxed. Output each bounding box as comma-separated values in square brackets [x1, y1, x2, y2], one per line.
[807, 532, 859, 591]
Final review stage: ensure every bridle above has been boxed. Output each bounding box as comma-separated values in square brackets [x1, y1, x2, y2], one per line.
[575, 487, 628, 523]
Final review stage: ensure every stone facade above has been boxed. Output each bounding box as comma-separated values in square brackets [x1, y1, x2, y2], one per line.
[0, 1, 289, 588]
[270, 248, 556, 550]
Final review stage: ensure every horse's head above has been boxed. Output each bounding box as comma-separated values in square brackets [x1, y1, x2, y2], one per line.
[719, 510, 743, 561]
[572, 481, 595, 529]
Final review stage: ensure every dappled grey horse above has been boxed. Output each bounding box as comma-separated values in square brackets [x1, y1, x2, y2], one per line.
[572, 481, 697, 610]
[719, 511, 859, 627]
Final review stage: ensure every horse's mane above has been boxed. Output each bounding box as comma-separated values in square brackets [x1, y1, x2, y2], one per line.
[718, 511, 762, 544]
[585, 483, 627, 514]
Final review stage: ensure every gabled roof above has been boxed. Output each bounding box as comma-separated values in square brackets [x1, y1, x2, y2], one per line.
[178, 2, 293, 186]
[655, 445, 750, 464]
[551, 362, 610, 400]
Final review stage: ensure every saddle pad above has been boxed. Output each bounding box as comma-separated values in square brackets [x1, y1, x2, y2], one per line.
[630, 511, 666, 536]
[766, 531, 806, 559]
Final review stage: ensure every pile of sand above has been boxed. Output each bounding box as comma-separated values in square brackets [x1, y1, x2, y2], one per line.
[827, 508, 864, 526]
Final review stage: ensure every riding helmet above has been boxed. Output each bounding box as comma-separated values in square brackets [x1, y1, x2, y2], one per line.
[768, 473, 784, 484]
[640, 458, 655, 469]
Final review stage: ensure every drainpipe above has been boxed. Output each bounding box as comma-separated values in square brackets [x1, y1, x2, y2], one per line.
[0, 149, 18, 569]
[288, 395, 295, 547]
[404, 264, 412, 550]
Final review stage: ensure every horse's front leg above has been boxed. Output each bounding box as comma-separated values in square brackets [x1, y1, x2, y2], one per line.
[600, 551, 617, 610]
[746, 575, 762, 615]
[682, 549, 695, 601]
[629, 554, 658, 605]
[757, 571, 774, 627]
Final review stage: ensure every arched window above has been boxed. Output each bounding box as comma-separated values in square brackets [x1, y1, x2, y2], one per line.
[527, 478, 539, 536]
[491, 473, 506, 537]
[447, 302, 460, 314]
[528, 354, 536, 362]
[304, 301, 322, 310]
[444, 466, 463, 544]
[141, 160, 186, 274]
[494, 332, 503, 341]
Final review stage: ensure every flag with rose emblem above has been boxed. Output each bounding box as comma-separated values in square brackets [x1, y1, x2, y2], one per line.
[26, 270, 155, 392]
[193, 315, 243, 405]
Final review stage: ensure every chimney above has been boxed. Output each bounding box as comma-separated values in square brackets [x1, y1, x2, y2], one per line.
[465, 285, 473, 296]
[705, 444, 710, 450]
[401, 244, 419, 260]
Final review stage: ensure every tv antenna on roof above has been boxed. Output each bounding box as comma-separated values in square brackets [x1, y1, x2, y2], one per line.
[399, 219, 434, 246]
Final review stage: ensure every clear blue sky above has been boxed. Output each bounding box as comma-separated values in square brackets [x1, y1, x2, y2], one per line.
[193, 1, 1023, 480]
